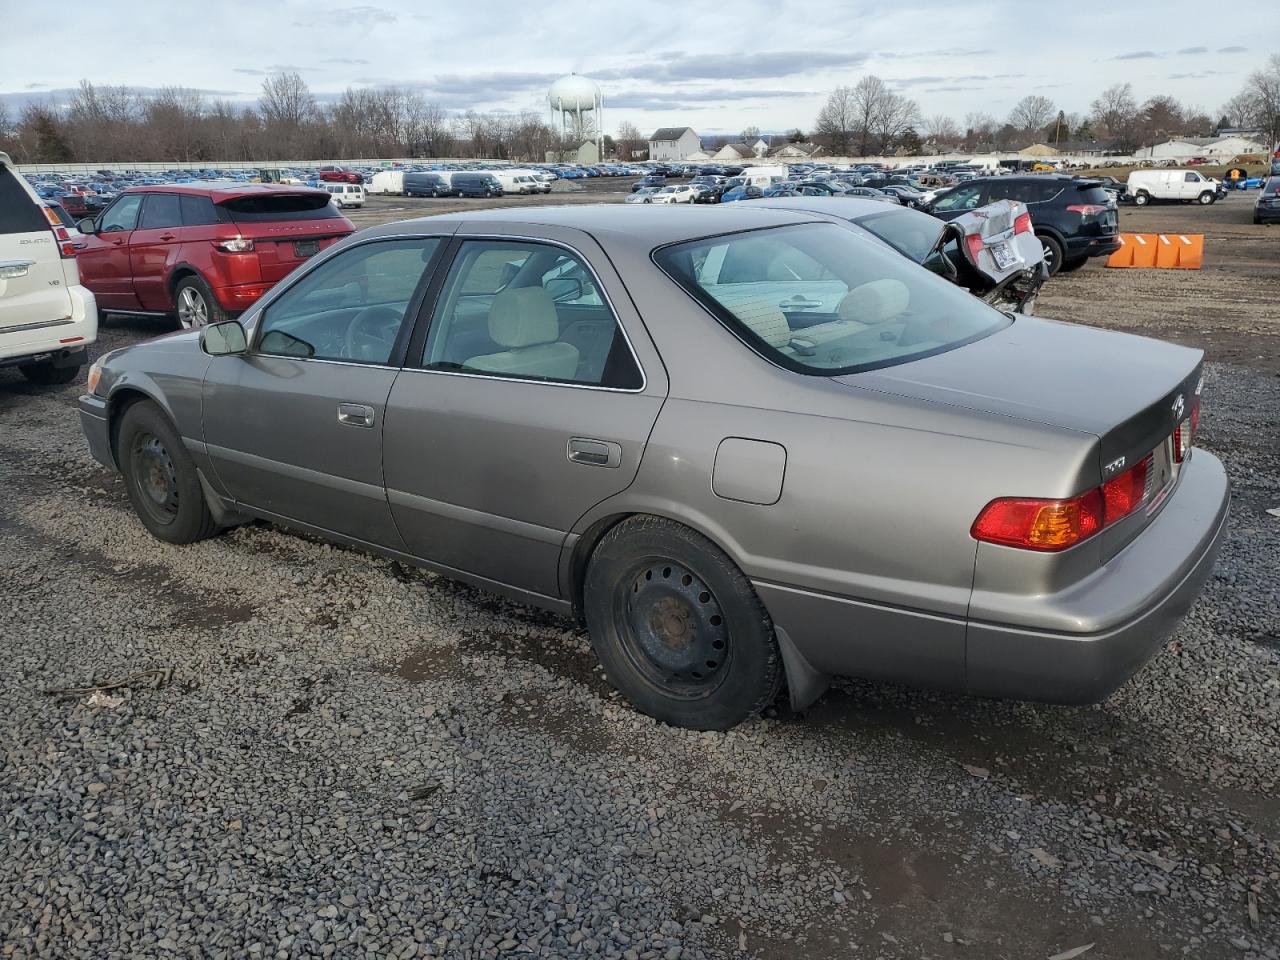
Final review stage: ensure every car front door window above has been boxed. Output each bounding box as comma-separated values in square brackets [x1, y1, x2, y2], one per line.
[256, 238, 441, 364]
[99, 194, 143, 232]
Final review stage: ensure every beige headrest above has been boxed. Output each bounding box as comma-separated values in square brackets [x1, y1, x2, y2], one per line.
[837, 279, 910, 325]
[718, 295, 793, 348]
[488, 287, 559, 348]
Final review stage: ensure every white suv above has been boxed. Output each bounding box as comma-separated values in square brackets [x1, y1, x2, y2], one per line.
[1, 152, 98, 384]
[321, 182, 365, 208]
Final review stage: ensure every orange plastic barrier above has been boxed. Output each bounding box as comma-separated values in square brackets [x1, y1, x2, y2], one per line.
[1108, 232, 1203, 269]
[1165, 234, 1204, 269]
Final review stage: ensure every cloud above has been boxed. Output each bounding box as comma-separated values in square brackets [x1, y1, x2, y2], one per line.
[1177, 46, 1208, 55]
[891, 73, 1023, 88]
[1217, 45, 1247, 53]
[592, 50, 870, 83]
[1169, 71, 1225, 80]
[322, 58, 370, 66]
[329, 5, 396, 24]
[1112, 51, 1160, 60]
[876, 48, 994, 60]
[607, 87, 813, 110]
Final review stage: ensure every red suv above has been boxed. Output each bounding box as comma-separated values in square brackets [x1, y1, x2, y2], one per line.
[318, 165, 362, 184]
[75, 184, 355, 328]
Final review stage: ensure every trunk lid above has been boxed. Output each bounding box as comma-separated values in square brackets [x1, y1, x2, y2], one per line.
[842, 316, 1202, 481]
[213, 190, 353, 283]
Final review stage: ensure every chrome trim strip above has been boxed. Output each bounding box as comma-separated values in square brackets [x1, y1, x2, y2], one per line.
[0, 318, 74, 335]
[387, 487, 564, 546]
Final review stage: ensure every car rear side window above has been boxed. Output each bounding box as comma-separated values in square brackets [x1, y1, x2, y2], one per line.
[256, 238, 441, 365]
[139, 193, 182, 229]
[0, 165, 50, 234]
[180, 194, 219, 226]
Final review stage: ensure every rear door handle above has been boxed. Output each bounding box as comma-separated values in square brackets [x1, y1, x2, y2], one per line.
[159, 233, 176, 241]
[567, 437, 621, 468]
[337, 402, 375, 427]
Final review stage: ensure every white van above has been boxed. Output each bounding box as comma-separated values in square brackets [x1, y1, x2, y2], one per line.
[0, 152, 97, 385]
[489, 171, 542, 195]
[1126, 169, 1220, 206]
[367, 170, 405, 195]
[321, 182, 365, 208]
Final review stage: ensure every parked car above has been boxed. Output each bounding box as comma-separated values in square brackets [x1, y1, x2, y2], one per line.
[1254, 178, 1280, 224]
[320, 182, 365, 208]
[79, 205, 1228, 730]
[651, 185, 699, 204]
[625, 187, 661, 204]
[318, 165, 362, 184]
[879, 185, 927, 208]
[0, 152, 98, 384]
[1126, 170, 1220, 206]
[924, 175, 1119, 274]
[451, 172, 504, 198]
[752, 196, 1047, 315]
[404, 172, 455, 198]
[75, 184, 355, 329]
[631, 176, 665, 193]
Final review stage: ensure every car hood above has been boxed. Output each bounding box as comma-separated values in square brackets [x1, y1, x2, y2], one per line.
[839, 316, 1201, 439]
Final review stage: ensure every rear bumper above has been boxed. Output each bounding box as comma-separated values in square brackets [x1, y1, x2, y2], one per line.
[213, 281, 273, 311]
[1254, 206, 1280, 223]
[1065, 234, 1122, 259]
[966, 451, 1229, 703]
[0, 285, 97, 364]
[77, 392, 116, 471]
[757, 451, 1229, 706]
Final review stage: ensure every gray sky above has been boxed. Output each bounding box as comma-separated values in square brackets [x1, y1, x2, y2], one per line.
[0, 0, 1265, 134]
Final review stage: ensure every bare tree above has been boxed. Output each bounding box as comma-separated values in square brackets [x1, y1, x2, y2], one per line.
[963, 111, 996, 151]
[923, 114, 961, 146]
[1008, 95, 1055, 136]
[616, 121, 642, 161]
[1091, 83, 1139, 150]
[813, 85, 857, 155]
[259, 71, 316, 157]
[740, 125, 761, 142]
[1240, 53, 1280, 146]
[404, 94, 448, 157]
[850, 76, 890, 155]
[873, 90, 919, 154]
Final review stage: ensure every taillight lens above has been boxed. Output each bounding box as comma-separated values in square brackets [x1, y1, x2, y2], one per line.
[1013, 212, 1032, 234]
[1065, 203, 1107, 217]
[971, 490, 1104, 552]
[1102, 457, 1149, 523]
[964, 233, 985, 262]
[213, 237, 255, 253]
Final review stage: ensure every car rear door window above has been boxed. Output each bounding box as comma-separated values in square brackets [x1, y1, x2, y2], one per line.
[139, 193, 182, 229]
[256, 238, 441, 364]
[930, 184, 983, 212]
[422, 239, 642, 389]
[180, 194, 219, 226]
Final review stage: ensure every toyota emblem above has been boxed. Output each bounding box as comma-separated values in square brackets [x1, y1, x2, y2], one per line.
[1172, 394, 1185, 420]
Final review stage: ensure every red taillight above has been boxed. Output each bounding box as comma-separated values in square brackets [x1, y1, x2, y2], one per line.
[1065, 204, 1107, 217]
[964, 233, 984, 262]
[971, 490, 1104, 552]
[1102, 457, 1149, 523]
[1013, 212, 1032, 234]
[212, 237, 255, 253]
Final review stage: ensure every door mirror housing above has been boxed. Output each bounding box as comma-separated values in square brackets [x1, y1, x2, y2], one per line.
[77, 218, 97, 235]
[544, 276, 585, 302]
[201, 320, 248, 356]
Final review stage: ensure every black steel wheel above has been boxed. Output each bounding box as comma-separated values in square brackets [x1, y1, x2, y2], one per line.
[117, 401, 220, 544]
[584, 516, 783, 730]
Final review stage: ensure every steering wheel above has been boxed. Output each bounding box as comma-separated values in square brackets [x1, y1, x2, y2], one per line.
[344, 305, 403, 362]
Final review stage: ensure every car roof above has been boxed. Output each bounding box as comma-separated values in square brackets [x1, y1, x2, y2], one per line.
[119, 182, 330, 200]
[362, 203, 825, 249]
[749, 196, 902, 220]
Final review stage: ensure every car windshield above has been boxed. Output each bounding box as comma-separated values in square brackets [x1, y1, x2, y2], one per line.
[654, 223, 1010, 376]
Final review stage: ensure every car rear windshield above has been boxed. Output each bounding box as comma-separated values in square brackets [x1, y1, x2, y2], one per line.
[654, 223, 1010, 376]
[1073, 183, 1112, 205]
[216, 193, 337, 221]
[852, 208, 946, 263]
[0, 164, 50, 234]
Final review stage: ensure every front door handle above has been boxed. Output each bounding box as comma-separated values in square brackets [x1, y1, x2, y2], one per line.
[337, 402, 375, 427]
[567, 437, 622, 468]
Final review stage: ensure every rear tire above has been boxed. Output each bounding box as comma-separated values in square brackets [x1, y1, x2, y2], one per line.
[1038, 233, 1065, 276]
[19, 360, 80, 385]
[173, 275, 229, 331]
[583, 516, 784, 730]
[117, 401, 220, 544]
[1134, 191, 1150, 206]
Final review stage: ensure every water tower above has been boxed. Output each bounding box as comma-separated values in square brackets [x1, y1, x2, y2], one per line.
[548, 74, 603, 160]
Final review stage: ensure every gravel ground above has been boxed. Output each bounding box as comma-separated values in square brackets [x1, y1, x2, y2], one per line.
[1, 184, 1277, 960]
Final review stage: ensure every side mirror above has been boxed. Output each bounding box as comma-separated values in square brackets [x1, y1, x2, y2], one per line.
[544, 276, 585, 302]
[77, 219, 97, 234]
[201, 320, 248, 356]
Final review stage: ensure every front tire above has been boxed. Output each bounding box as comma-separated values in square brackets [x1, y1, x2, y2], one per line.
[1198, 191, 1214, 205]
[117, 401, 220, 544]
[19, 360, 80, 385]
[583, 516, 784, 730]
[173, 275, 229, 330]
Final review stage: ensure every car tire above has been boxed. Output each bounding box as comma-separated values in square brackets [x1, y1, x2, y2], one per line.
[1058, 256, 1089, 273]
[19, 360, 81, 385]
[583, 516, 784, 731]
[1198, 192, 1214, 205]
[117, 400, 220, 544]
[173, 275, 228, 331]
[1038, 233, 1065, 276]
[1134, 191, 1150, 206]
